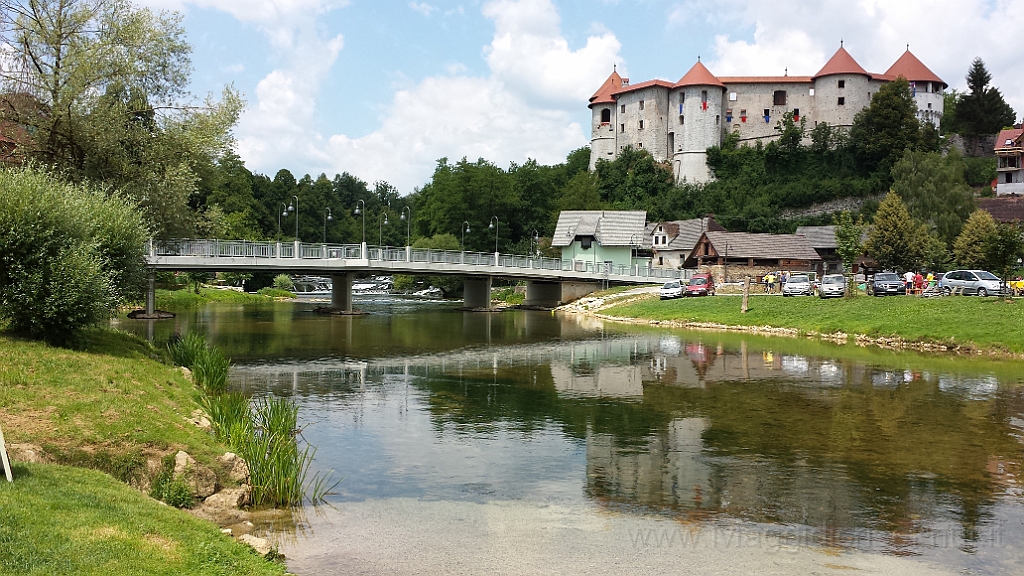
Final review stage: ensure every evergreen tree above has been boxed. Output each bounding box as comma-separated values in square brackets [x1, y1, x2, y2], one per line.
[890, 149, 975, 246]
[954, 58, 1017, 136]
[953, 210, 998, 269]
[866, 192, 934, 271]
[834, 211, 865, 296]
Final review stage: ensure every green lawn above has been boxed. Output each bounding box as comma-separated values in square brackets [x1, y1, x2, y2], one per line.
[154, 287, 275, 309]
[604, 294, 1024, 354]
[0, 330, 232, 481]
[0, 463, 284, 576]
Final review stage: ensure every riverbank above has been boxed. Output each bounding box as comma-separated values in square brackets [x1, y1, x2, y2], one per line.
[0, 329, 287, 574]
[582, 293, 1024, 357]
[155, 287, 289, 308]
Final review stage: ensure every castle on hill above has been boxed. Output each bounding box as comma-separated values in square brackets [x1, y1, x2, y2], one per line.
[588, 45, 946, 183]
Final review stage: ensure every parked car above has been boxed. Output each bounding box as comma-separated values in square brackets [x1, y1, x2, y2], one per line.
[868, 273, 905, 296]
[818, 274, 847, 299]
[938, 270, 1004, 297]
[660, 281, 683, 300]
[782, 274, 814, 296]
[684, 274, 715, 297]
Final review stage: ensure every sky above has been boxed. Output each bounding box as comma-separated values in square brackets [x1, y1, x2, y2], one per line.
[141, 0, 1024, 194]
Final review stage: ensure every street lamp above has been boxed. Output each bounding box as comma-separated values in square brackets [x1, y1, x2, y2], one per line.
[378, 212, 389, 247]
[400, 206, 411, 247]
[488, 216, 499, 253]
[462, 221, 470, 252]
[277, 203, 288, 240]
[323, 207, 332, 243]
[354, 199, 365, 244]
[532, 229, 539, 257]
[289, 195, 299, 241]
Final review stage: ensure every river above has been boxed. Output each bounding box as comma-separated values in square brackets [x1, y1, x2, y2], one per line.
[117, 297, 1024, 575]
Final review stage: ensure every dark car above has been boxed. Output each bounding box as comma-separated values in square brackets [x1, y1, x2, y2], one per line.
[684, 274, 715, 296]
[868, 272, 904, 296]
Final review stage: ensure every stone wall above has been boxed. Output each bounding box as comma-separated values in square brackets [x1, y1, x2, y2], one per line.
[699, 263, 815, 284]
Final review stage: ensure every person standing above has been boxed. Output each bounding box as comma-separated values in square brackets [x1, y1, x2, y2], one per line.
[913, 271, 924, 295]
[903, 270, 915, 295]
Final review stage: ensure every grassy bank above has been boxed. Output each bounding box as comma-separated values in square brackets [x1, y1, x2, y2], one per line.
[155, 287, 278, 309]
[603, 294, 1024, 354]
[0, 330, 229, 476]
[0, 463, 284, 576]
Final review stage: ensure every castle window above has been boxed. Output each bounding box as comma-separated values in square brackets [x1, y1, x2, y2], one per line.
[679, 115, 684, 125]
[740, 109, 747, 122]
[927, 102, 932, 110]
[715, 115, 720, 125]
[639, 120, 644, 130]
[809, 88, 815, 96]
[638, 142, 643, 148]
[621, 104, 626, 113]
[620, 123, 625, 132]
[639, 100, 645, 111]
[680, 93, 685, 104]
[763, 108, 770, 117]
[701, 90, 708, 103]
[837, 80, 845, 89]
[773, 90, 787, 105]
[729, 92, 737, 101]
[793, 108, 799, 121]
[838, 97, 845, 106]
[601, 108, 611, 123]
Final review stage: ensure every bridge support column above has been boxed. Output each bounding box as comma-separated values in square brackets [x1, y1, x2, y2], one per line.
[523, 280, 562, 308]
[331, 273, 354, 312]
[146, 271, 156, 315]
[463, 276, 492, 310]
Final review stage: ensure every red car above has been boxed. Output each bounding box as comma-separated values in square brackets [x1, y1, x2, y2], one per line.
[685, 274, 716, 296]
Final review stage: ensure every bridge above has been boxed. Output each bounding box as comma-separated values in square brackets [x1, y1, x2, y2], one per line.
[144, 239, 682, 313]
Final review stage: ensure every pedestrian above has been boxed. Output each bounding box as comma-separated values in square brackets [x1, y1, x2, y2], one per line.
[780, 271, 788, 293]
[903, 270, 915, 295]
[766, 272, 775, 293]
[913, 271, 924, 295]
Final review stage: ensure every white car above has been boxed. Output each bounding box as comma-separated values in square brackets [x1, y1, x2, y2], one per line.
[818, 274, 847, 298]
[660, 281, 683, 300]
[782, 274, 814, 296]
[938, 270, 1004, 297]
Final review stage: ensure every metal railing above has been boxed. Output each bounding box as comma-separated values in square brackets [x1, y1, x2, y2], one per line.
[148, 239, 685, 281]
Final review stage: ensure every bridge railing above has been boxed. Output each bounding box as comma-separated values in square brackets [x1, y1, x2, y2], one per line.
[150, 239, 684, 280]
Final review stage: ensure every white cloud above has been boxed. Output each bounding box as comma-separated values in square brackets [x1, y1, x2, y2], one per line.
[409, 2, 438, 16]
[704, 0, 1024, 116]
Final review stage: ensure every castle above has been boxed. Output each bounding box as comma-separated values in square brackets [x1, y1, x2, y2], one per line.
[588, 45, 946, 183]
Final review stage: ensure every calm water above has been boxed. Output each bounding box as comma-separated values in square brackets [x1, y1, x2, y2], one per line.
[116, 298, 1024, 574]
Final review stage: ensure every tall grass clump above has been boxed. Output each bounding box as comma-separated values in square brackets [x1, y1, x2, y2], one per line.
[168, 333, 230, 394]
[168, 332, 206, 368]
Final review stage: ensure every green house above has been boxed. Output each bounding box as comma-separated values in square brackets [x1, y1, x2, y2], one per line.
[552, 210, 649, 271]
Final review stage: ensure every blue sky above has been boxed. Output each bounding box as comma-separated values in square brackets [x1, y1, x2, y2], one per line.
[144, 0, 1024, 193]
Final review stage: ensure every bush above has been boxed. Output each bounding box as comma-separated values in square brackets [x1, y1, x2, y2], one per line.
[169, 333, 230, 394]
[0, 168, 148, 344]
[150, 455, 195, 509]
[256, 287, 296, 299]
[272, 274, 294, 291]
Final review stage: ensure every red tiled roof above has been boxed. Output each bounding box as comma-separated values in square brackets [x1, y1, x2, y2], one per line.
[814, 46, 869, 79]
[610, 78, 675, 96]
[675, 61, 725, 89]
[589, 70, 625, 107]
[885, 50, 946, 88]
[719, 76, 813, 84]
[995, 128, 1024, 151]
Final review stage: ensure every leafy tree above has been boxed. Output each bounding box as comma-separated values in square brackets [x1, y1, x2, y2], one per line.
[865, 192, 933, 271]
[984, 223, 1024, 288]
[556, 171, 603, 214]
[940, 90, 961, 135]
[0, 167, 148, 344]
[0, 0, 243, 238]
[849, 78, 921, 176]
[595, 146, 675, 212]
[954, 58, 1017, 136]
[953, 210, 998, 269]
[890, 149, 975, 246]
[834, 211, 865, 296]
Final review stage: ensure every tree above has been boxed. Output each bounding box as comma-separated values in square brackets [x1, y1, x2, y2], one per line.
[953, 210, 998, 269]
[984, 223, 1024, 289]
[0, 0, 243, 238]
[954, 58, 1017, 136]
[865, 192, 936, 271]
[890, 149, 975, 246]
[849, 78, 921, 176]
[0, 167, 148, 344]
[834, 211, 865, 296]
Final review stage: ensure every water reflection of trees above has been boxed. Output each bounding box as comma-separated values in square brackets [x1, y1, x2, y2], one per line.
[228, 327, 1024, 553]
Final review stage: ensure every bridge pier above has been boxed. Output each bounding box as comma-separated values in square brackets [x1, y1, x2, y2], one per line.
[463, 276, 492, 310]
[331, 273, 355, 312]
[523, 280, 602, 308]
[146, 271, 156, 315]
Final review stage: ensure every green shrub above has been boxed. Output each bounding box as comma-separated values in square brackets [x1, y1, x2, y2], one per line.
[272, 274, 294, 291]
[149, 455, 195, 508]
[192, 346, 230, 395]
[0, 167, 148, 344]
[963, 156, 997, 187]
[256, 287, 296, 298]
[168, 332, 207, 368]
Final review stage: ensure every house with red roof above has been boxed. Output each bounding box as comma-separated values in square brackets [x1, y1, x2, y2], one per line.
[994, 127, 1024, 196]
[588, 44, 946, 184]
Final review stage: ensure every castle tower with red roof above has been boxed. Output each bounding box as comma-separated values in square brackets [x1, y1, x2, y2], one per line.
[587, 44, 945, 183]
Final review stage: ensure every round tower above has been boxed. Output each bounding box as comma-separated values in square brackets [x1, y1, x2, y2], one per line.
[671, 60, 725, 183]
[884, 49, 947, 128]
[588, 69, 624, 171]
[812, 45, 872, 128]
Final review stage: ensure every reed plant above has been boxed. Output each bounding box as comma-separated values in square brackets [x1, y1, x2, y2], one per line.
[168, 333, 231, 395]
[167, 332, 206, 368]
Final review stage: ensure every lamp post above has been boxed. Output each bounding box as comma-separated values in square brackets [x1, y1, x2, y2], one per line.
[400, 206, 411, 246]
[354, 200, 365, 244]
[378, 211, 389, 247]
[462, 221, 470, 252]
[323, 207, 332, 243]
[277, 203, 288, 240]
[488, 216, 499, 254]
[288, 195, 299, 241]
[532, 229, 539, 257]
